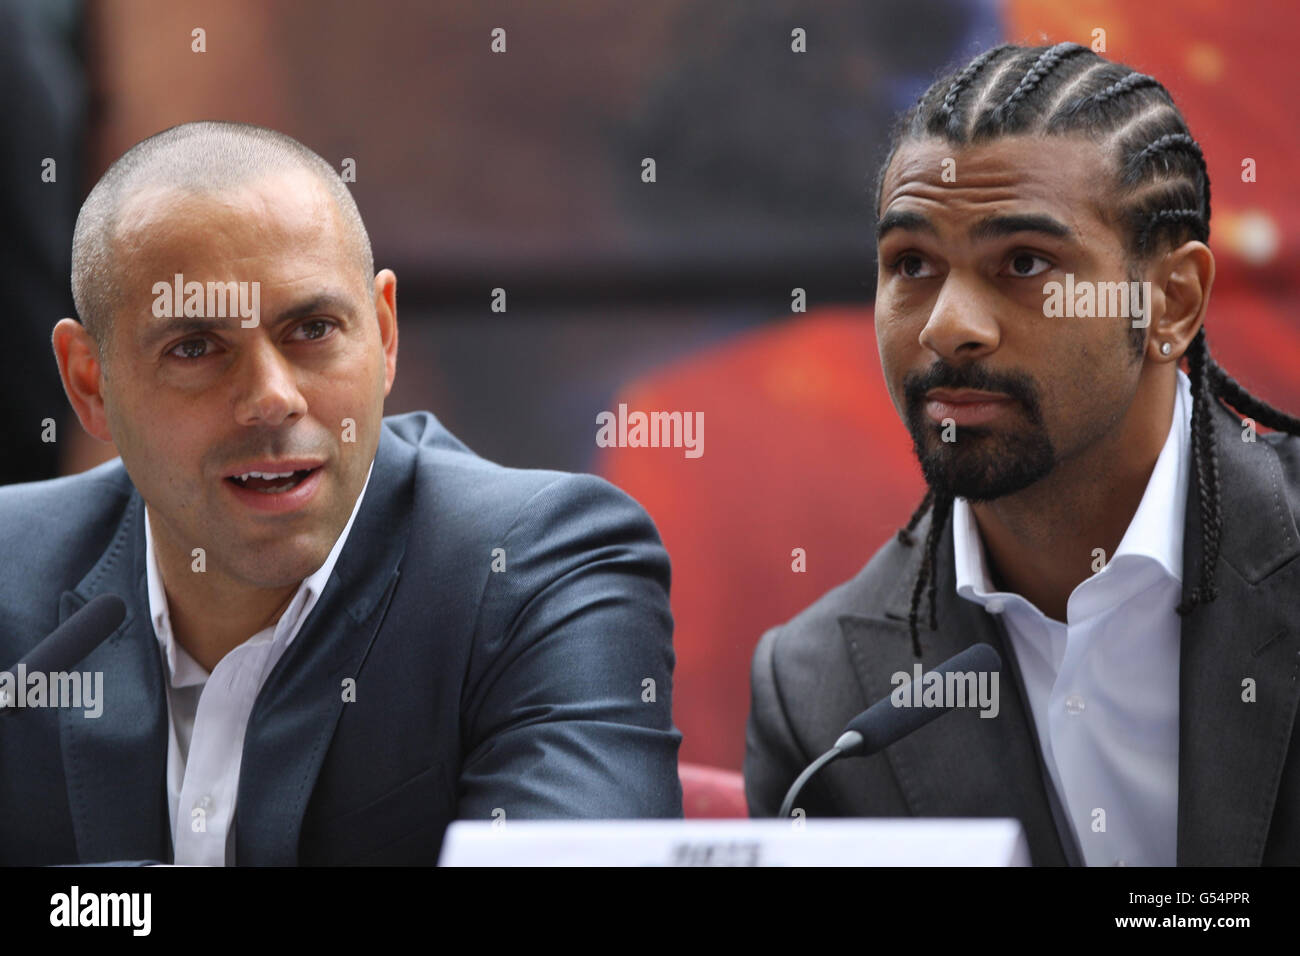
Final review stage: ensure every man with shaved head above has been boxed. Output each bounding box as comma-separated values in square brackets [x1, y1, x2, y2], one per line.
[0, 122, 682, 865]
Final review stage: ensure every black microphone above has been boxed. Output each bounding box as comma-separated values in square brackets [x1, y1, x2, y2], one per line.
[0, 594, 126, 713]
[777, 642, 1002, 819]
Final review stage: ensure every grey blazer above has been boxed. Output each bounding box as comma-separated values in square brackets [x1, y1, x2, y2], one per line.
[0, 411, 682, 865]
[746, 398, 1300, 865]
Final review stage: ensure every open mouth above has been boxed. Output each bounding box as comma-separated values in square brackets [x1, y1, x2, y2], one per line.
[225, 467, 318, 494]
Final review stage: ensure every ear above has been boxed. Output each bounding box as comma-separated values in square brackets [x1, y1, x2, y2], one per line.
[1148, 240, 1214, 363]
[373, 269, 398, 397]
[51, 318, 114, 442]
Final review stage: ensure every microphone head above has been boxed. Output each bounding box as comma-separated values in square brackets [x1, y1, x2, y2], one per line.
[948, 641, 1002, 675]
[18, 593, 127, 675]
[839, 642, 1002, 756]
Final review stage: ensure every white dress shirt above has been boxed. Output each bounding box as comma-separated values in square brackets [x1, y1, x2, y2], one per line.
[953, 369, 1192, 866]
[144, 460, 373, 866]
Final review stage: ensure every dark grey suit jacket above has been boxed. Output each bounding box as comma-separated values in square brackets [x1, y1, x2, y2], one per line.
[0, 411, 682, 865]
[746, 399, 1300, 865]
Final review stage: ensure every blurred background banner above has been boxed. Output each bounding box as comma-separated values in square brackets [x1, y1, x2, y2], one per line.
[3, 0, 1296, 771]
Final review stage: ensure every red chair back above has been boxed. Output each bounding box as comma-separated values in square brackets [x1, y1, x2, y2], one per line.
[680, 762, 748, 818]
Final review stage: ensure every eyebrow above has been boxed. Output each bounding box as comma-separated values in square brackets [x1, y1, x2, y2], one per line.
[970, 213, 1074, 242]
[876, 210, 935, 243]
[876, 210, 1075, 244]
[138, 292, 356, 351]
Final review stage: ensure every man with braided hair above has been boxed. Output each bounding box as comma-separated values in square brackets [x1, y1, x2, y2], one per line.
[746, 43, 1300, 866]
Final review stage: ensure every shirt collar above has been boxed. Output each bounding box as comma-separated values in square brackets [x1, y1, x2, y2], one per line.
[145, 457, 375, 685]
[954, 368, 1192, 606]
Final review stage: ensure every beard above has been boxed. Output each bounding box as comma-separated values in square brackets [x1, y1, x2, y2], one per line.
[902, 361, 1056, 502]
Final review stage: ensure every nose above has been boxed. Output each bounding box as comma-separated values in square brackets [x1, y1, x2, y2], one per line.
[232, 339, 307, 428]
[918, 276, 1002, 362]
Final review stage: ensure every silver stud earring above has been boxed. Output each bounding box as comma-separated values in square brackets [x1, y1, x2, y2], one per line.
[1160, 341, 1172, 355]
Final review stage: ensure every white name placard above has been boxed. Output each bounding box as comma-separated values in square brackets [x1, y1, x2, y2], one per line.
[438, 818, 1030, 866]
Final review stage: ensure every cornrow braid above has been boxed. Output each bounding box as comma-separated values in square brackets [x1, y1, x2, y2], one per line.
[1208, 359, 1300, 434]
[897, 486, 934, 546]
[930, 44, 1016, 138]
[1058, 72, 1165, 124]
[984, 41, 1090, 131]
[1177, 328, 1223, 613]
[907, 490, 951, 659]
[1123, 132, 1213, 252]
[1137, 207, 1205, 256]
[1123, 132, 1203, 185]
[879, 43, 1300, 658]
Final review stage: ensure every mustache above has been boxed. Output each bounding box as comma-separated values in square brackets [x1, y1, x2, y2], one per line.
[214, 439, 333, 470]
[903, 362, 1045, 424]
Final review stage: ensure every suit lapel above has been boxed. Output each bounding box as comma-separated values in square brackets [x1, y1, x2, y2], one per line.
[1176, 401, 1300, 865]
[234, 428, 417, 865]
[837, 515, 1070, 865]
[59, 494, 171, 863]
[838, 399, 1300, 866]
